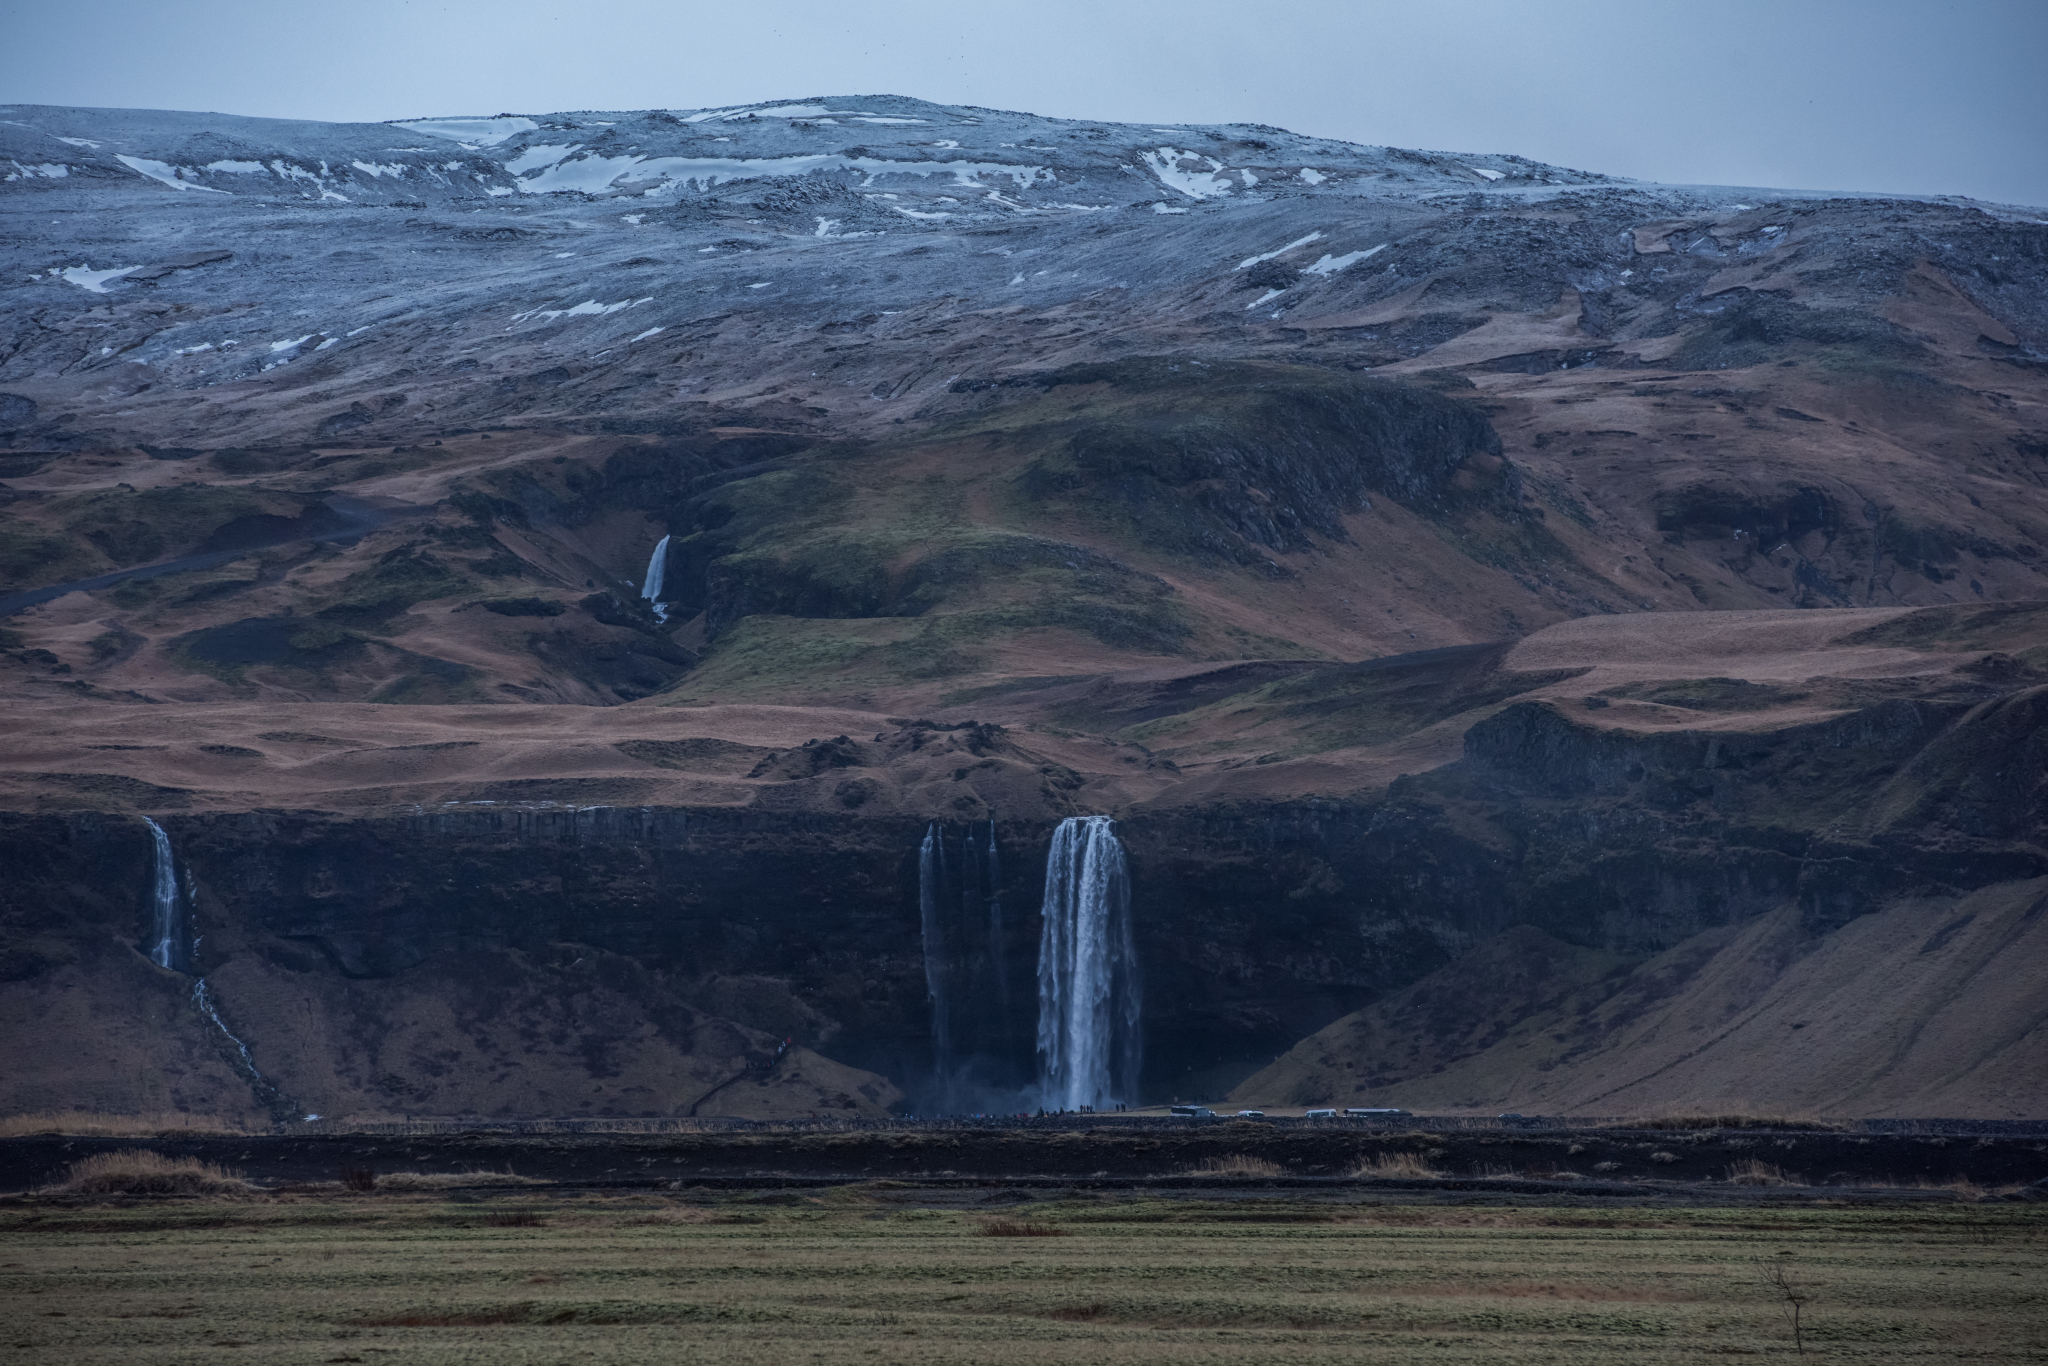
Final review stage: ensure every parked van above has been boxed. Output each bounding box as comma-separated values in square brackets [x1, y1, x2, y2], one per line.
[1304, 1108, 1337, 1119]
[1169, 1105, 1216, 1118]
[1342, 1107, 1410, 1118]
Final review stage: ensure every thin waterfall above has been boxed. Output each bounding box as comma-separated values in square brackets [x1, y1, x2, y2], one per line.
[193, 980, 262, 1079]
[1036, 815, 1141, 1110]
[985, 820, 1008, 1017]
[640, 534, 671, 623]
[143, 817, 180, 971]
[192, 979, 301, 1121]
[918, 821, 952, 1083]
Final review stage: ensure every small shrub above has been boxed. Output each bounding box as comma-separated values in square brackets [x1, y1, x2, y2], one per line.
[339, 1164, 377, 1192]
[1651, 1151, 1679, 1164]
[980, 1219, 1068, 1237]
[1352, 1152, 1439, 1179]
[376, 1169, 543, 1190]
[0, 1111, 250, 1137]
[1727, 1159, 1793, 1186]
[1187, 1154, 1285, 1177]
[52, 1149, 253, 1196]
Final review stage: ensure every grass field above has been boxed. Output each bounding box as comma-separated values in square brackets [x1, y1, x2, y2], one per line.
[2, 1190, 2042, 1364]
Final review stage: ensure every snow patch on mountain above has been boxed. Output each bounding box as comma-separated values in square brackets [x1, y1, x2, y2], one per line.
[395, 116, 539, 146]
[1142, 147, 1241, 199]
[1303, 244, 1386, 275]
[509, 297, 652, 324]
[116, 155, 229, 193]
[60, 263, 139, 292]
[1238, 232, 1324, 269]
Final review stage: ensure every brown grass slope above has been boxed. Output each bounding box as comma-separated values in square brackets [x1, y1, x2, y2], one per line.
[1234, 877, 2048, 1118]
[0, 935, 902, 1125]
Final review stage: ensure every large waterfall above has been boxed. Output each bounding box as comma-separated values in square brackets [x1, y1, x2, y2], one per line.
[143, 816, 181, 971]
[1036, 815, 1141, 1111]
[640, 534, 671, 622]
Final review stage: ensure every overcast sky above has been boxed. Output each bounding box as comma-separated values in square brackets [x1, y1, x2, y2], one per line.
[6, 0, 2045, 205]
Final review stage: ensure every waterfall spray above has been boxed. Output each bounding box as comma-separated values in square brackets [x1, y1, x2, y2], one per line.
[640, 534, 671, 623]
[918, 821, 952, 1082]
[143, 817, 180, 971]
[1036, 815, 1140, 1110]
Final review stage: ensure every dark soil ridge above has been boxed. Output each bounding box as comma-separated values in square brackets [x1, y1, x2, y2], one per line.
[5, 1125, 2043, 1195]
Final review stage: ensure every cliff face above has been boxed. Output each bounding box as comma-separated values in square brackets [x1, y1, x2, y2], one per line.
[4, 645, 2037, 1116]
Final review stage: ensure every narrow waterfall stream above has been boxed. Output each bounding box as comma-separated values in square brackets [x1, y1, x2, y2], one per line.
[143, 816, 181, 971]
[918, 821, 952, 1083]
[984, 822, 1008, 1021]
[916, 819, 1015, 1110]
[137, 817, 304, 1120]
[1036, 815, 1141, 1110]
[640, 534, 671, 622]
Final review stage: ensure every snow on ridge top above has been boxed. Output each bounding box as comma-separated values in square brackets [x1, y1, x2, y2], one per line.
[394, 116, 539, 146]
[678, 103, 929, 125]
[506, 148, 1051, 197]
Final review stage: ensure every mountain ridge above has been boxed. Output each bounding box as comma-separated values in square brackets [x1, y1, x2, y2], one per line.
[1, 96, 2043, 1119]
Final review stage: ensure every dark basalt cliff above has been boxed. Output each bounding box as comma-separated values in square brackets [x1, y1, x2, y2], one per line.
[6, 675, 2038, 1113]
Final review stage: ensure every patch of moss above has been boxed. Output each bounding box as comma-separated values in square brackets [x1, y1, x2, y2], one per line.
[1666, 297, 1927, 373]
[367, 655, 480, 704]
[701, 528, 1180, 640]
[950, 358, 1512, 565]
[0, 524, 93, 592]
[59, 484, 277, 568]
[171, 616, 369, 686]
[321, 545, 472, 627]
[1840, 601, 2048, 653]
[1124, 644, 1586, 757]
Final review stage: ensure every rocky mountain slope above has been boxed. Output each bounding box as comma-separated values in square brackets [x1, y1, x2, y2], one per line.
[1, 95, 2043, 1120]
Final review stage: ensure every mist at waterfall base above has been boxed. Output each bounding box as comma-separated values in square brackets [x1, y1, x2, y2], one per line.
[913, 816, 1140, 1115]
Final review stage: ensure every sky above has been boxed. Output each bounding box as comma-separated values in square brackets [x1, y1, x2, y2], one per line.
[4, 0, 2046, 206]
